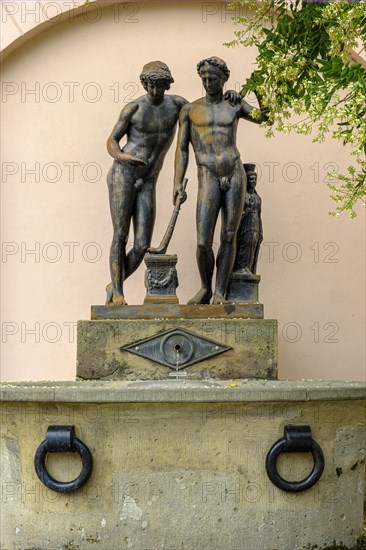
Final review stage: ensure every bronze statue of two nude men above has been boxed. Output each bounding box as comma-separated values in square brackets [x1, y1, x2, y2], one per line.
[106, 58, 267, 306]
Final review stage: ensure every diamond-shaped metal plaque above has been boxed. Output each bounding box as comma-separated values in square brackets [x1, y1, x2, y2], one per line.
[122, 328, 231, 370]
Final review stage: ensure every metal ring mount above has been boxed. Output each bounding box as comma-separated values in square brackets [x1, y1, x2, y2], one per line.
[265, 425, 324, 493]
[34, 426, 93, 493]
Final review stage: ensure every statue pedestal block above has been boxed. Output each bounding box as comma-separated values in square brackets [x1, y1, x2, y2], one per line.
[227, 271, 261, 303]
[144, 254, 179, 304]
[77, 309, 277, 381]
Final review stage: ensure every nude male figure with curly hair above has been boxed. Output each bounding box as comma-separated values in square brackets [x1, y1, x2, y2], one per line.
[106, 61, 187, 305]
[173, 57, 267, 304]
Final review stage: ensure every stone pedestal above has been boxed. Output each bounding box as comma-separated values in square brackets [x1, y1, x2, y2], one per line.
[1, 381, 365, 550]
[78, 303, 274, 380]
[77, 317, 277, 381]
[144, 253, 179, 304]
[227, 270, 261, 303]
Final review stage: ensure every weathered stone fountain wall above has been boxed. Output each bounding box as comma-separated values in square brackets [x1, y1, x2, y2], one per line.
[1, 380, 365, 550]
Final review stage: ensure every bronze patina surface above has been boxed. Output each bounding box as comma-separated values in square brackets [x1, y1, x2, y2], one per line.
[105, 60, 241, 306]
[228, 163, 263, 303]
[144, 254, 179, 304]
[105, 61, 187, 306]
[173, 57, 268, 305]
[234, 163, 263, 276]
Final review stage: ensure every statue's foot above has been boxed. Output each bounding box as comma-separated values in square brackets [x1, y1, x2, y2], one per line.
[106, 282, 127, 306]
[187, 288, 212, 305]
[112, 295, 127, 306]
[212, 293, 228, 305]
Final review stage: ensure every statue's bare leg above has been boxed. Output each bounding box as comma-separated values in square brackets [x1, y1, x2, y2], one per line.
[107, 165, 135, 305]
[188, 169, 221, 305]
[213, 163, 246, 304]
[125, 179, 156, 279]
[106, 282, 113, 305]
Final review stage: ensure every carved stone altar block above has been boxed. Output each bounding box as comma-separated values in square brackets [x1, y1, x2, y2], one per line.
[144, 254, 179, 304]
[227, 271, 261, 303]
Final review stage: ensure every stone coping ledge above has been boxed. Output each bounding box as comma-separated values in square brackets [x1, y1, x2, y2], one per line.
[0, 380, 364, 403]
[90, 303, 264, 319]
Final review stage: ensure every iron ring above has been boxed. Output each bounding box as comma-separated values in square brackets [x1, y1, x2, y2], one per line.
[34, 426, 93, 493]
[265, 432, 324, 493]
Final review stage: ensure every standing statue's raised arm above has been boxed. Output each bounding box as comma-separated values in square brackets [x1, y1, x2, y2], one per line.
[240, 97, 269, 125]
[240, 74, 269, 124]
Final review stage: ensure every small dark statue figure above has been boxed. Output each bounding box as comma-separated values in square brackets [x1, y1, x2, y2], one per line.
[234, 163, 263, 276]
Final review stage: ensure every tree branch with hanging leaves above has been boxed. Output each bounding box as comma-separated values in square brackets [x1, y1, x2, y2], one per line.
[225, 0, 366, 217]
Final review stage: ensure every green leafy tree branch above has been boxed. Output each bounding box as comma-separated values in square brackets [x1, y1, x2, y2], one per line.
[226, 0, 366, 217]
